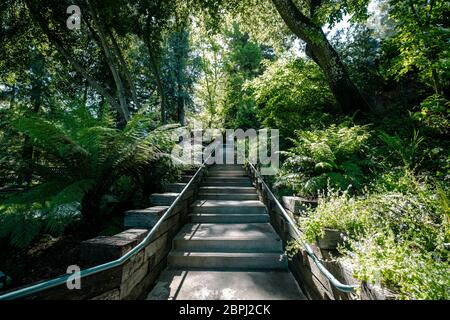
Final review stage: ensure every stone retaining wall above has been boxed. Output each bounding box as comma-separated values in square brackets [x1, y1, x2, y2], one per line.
[18, 171, 204, 300]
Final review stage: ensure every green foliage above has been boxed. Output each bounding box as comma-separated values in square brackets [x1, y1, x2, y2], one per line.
[161, 27, 201, 123]
[0, 109, 24, 186]
[0, 0, 448, 297]
[222, 23, 267, 130]
[300, 173, 449, 299]
[375, 124, 449, 187]
[300, 189, 367, 243]
[191, 22, 227, 128]
[379, 130, 425, 168]
[276, 122, 372, 197]
[248, 57, 335, 145]
[381, 0, 450, 94]
[332, 25, 383, 94]
[311, 0, 372, 27]
[411, 94, 450, 136]
[0, 103, 176, 247]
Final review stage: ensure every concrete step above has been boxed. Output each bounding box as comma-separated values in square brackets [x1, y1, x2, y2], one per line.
[168, 251, 287, 270]
[145, 145, 306, 300]
[150, 193, 179, 206]
[209, 165, 245, 171]
[124, 206, 167, 228]
[207, 174, 248, 179]
[147, 270, 307, 300]
[189, 213, 269, 224]
[173, 223, 281, 252]
[203, 181, 253, 187]
[165, 183, 187, 193]
[204, 177, 253, 187]
[150, 190, 193, 206]
[206, 176, 251, 182]
[191, 200, 267, 215]
[198, 193, 259, 201]
[199, 186, 256, 194]
[207, 171, 247, 177]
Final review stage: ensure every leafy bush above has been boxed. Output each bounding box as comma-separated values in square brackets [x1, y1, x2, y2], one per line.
[411, 94, 450, 136]
[300, 172, 449, 299]
[0, 108, 25, 187]
[381, 0, 450, 95]
[248, 58, 335, 146]
[379, 130, 424, 168]
[276, 122, 372, 197]
[300, 189, 367, 243]
[377, 127, 450, 186]
[0, 104, 177, 247]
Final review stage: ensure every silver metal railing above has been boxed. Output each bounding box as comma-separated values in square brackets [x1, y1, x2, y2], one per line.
[247, 162, 357, 293]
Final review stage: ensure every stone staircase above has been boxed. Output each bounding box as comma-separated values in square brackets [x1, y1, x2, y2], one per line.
[147, 162, 306, 300]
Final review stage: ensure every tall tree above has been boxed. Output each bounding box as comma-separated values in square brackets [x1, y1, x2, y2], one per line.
[135, 0, 175, 124]
[87, 0, 130, 121]
[270, 0, 372, 114]
[192, 22, 227, 128]
[187, 0, 373, 114]
[221, 23, 266, 129]
[23, 0, 131, 124]
[161, 20, 200, 126]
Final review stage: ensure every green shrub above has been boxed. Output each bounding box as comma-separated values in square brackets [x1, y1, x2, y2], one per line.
[248, 58, 336, 146]
[411, 94, 450, 136]
[300, 189, 368, 243]
[300, 172, 449, 299]
[275, 122, 372, 197]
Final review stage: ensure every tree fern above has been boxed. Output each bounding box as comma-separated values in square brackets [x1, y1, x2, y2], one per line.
[1, 104, 177, 247]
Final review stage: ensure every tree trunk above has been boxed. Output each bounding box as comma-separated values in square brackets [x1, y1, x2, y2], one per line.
[272, 0, 372, 114]
[108, 28, 141, 110]
[146, 39, 167, 124]
[87, 0, 130, 121]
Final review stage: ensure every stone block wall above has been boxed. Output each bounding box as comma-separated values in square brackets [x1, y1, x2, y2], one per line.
[16, 170, 204, 300]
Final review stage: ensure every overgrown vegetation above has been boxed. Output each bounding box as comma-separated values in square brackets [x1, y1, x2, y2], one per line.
[0, 0, 449, 299]
[248, 58, 335, 146]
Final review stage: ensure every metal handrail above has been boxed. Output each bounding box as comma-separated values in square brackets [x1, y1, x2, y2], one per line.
[247, 162, 357, 293]
[0, 150, 213, 300]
